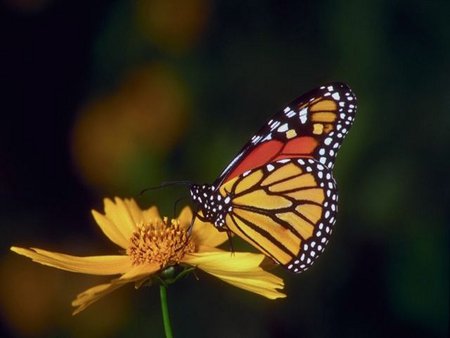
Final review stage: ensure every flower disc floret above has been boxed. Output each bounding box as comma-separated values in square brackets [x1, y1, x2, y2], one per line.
[127, 218, 195, 267]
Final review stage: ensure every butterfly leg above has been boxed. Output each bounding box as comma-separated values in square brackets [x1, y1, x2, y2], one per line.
[226, 230, 235, 256]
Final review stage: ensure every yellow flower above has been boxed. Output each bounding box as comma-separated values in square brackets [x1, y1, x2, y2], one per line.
[11, 197, 285, 314]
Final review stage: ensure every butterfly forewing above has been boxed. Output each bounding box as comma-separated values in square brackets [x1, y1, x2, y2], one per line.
[215, 83, 356, 187]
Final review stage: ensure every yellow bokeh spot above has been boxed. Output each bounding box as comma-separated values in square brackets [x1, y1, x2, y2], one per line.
[0, 253, 129, 336]
[135, 0, 211, 54]
[71, 64, 191, 193]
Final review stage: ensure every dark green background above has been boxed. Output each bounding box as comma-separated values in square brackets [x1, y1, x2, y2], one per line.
[1, 0, 447, 337]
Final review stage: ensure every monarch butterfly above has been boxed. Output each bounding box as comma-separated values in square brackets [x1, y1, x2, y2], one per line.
[190, 83, 356, 273]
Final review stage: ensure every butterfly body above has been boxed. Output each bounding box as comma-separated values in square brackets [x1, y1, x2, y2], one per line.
[189, 184, 231, 229]
[190, 83, 356, 273]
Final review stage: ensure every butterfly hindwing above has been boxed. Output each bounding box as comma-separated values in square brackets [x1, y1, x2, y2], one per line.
[217, 158, 337, 273]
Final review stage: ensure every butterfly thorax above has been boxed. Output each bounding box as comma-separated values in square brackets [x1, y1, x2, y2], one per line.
[189, 184, 232, 230]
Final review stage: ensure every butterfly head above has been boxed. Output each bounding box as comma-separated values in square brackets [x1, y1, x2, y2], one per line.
[189, 184, 232, 230]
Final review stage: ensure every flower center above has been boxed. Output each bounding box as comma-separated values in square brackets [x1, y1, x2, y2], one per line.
[127, 217, 195, 267]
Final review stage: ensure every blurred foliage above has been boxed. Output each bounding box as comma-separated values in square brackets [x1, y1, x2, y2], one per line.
[0, 0, 448, 337]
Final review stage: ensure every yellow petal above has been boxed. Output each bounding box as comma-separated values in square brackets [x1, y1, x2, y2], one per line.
[10, 246, 132, 275]
[190, 218, 228, 248]
[196, 245, 224, 253]
[122, 198, 145, 224]
[177, 206, 193, 230]
[110, 198, 161, 226]
[72, 281, 125, 315]
[208, 269, 286, 299]
[119, 262, 160, 280]
[103, 197, 137, 240]
[92, 209, 129, 249]
[183, 251, 264, 271]
[183, 251, 285, 299]
[142, 206, 162, 224]
[71, 262, 159, 314]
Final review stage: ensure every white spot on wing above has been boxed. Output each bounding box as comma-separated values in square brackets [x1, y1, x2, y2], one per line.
[277, 123, 289, 132]
[332, 92, 340, 100]
[299, 107, 308, 124]
[262, 133, 272, 142]
[286, 110, 296, 118]
[270, 120, 281, 130]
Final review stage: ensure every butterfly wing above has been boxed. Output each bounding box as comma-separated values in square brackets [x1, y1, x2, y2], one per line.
[215, 82, 356, 188]
[190, 83, 356, 273]
[218, 158, 337, 273]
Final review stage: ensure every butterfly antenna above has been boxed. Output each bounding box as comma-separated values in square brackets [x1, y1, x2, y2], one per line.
[188, 208, 199, 236]
[189, 204, 208, 236]
[139, 180, 193, 196]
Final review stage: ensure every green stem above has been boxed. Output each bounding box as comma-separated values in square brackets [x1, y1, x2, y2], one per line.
[159, 284, 174, 338]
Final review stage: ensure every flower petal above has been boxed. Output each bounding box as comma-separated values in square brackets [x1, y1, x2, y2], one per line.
[196, 245, 224, 253]
[104, 197, 138, 240]
[208, 269, 286, 300]
[119, 262, 160, 280]
[92, 209, 129, 249]
[183, 251, 286, 299]
[71, 263, 159, 314]
[177, 206, 193, 230]
[190, 218, 228, 248]
[142, 205, 162, 223]
[122, 198, 145, 224]
[183, 251, 264, 270]
[72, 281, 125, 315]
[10, 246, 132, 275]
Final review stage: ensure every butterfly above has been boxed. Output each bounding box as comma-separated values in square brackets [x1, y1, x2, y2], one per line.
[190, 83, 356, 273]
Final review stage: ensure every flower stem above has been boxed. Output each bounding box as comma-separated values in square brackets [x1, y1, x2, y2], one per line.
[159, 284, 174, 338]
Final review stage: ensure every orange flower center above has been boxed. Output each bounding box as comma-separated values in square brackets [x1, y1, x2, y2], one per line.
[127, 217, 195, 267]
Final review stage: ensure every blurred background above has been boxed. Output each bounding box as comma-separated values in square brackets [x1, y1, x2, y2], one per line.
[0, 0, 448, 337]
